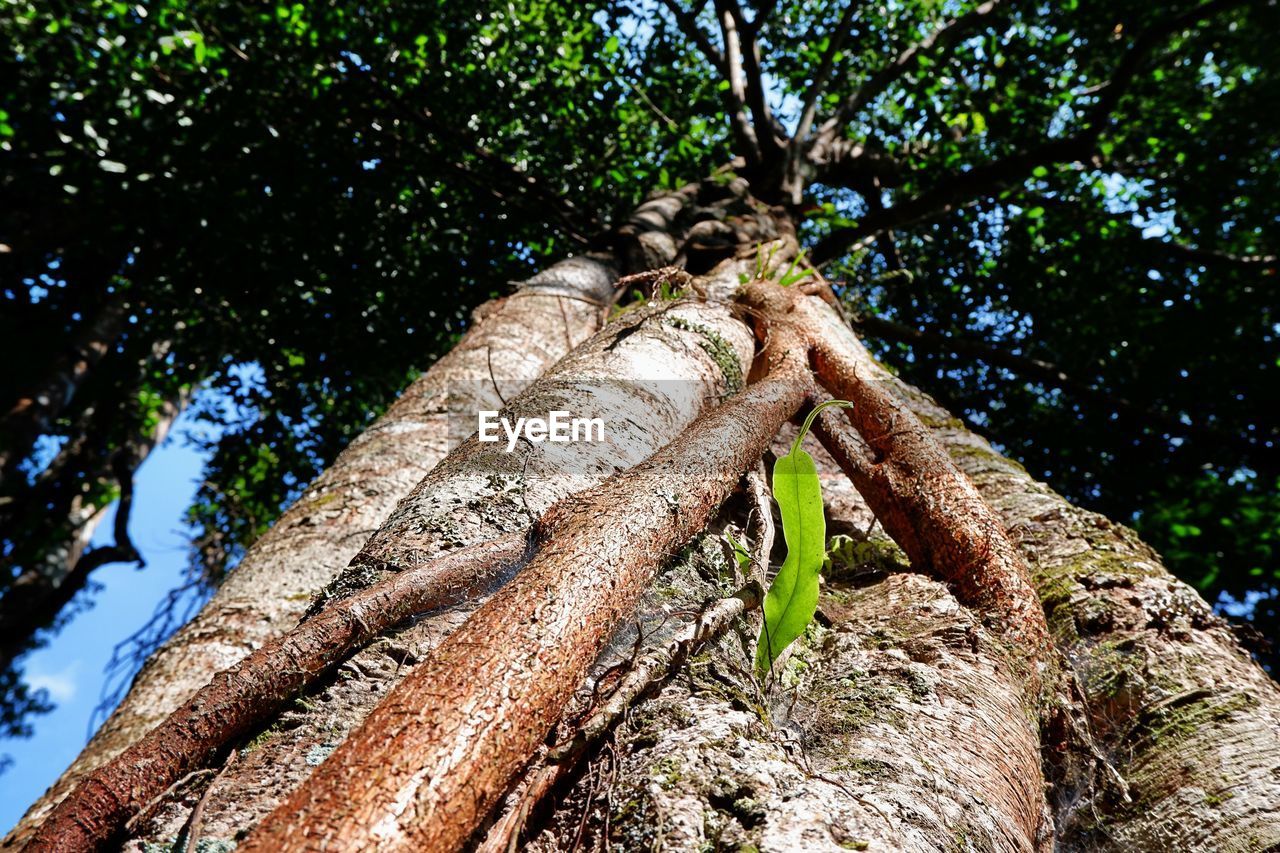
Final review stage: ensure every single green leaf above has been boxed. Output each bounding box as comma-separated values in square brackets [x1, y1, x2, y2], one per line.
[755, 400, 853, 677]
[755, 446, 825, 677]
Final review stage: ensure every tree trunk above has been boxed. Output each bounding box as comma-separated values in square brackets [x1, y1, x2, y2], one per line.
[4, 187, 697, 847]
[11, 181, 1279, 853]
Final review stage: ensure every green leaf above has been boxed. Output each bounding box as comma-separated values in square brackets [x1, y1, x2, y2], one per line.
[755, 400, 853, 677]
[754, 446, 825, 677]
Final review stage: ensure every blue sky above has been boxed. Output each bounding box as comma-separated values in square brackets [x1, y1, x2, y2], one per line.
[0, 413, 211, 833]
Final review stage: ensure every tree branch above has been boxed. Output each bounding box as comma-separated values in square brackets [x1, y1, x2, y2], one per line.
[811, 0, 1245, 263]
[818, 0, 1009, 138]
[658, 0, 763, 165]
[718, 0, 784, 163]
[782, 2, 862, 202]
[813, 134, 1092, 264]
[852, 311, 1276, 459]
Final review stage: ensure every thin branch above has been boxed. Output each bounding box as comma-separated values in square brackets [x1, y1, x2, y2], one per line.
[783, 3, 862, 201]
[1155, 240, 1277, 270]
[812, 0, 1245, 263]
[813, 134, 1092, 263]
[792, 3, 861, 148]
[819, 0, 1009, 137]
[658, 0, 762, 164]
[742, 0, 781, 36]
[658, 0, 725, 68]
[719, 0, 784, 162]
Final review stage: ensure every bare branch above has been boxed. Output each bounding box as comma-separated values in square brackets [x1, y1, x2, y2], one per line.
[792, 3, 860, 148]
[1154, 240, 1278, 270]
[782, 3, 862, 201]
[718, 0, 785, 162]
[742, 0, 781, 36]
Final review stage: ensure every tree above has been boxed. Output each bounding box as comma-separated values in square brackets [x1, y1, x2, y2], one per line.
[3, 0, 1279, 851]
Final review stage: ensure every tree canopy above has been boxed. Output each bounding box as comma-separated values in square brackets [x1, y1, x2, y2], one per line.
[1, 0, 1276, 741]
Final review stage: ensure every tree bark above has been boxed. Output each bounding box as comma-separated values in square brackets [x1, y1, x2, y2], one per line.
[4, 185, 696, 847]
[27, 293, 752, 852]
[13, 182, 1279, 853]
[505, 429, 1049, 852]
[810, 298, 1280, 850]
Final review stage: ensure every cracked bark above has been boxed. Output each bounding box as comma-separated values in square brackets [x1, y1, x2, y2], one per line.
[32, 293, 752, 853]
[6, 184, 700, 847]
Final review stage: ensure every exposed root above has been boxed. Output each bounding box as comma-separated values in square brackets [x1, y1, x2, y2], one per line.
[477, 583, 763, 853]
[23, 534, 531, 853]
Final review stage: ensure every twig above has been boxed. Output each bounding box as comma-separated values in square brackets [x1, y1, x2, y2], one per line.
[182, 748, 239, 853]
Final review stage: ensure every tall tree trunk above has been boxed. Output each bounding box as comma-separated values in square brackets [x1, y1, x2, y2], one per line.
[4, 187, 698, 847]
[11, 182, 1278, 853]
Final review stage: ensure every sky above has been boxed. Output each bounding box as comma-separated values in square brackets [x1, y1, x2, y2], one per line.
[0, 412, 212, 833]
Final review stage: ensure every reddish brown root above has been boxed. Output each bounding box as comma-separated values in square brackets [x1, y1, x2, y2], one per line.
[21, 534, 529, 853]
[235, 330, 811, 853]
[741, 280, 1053, 691]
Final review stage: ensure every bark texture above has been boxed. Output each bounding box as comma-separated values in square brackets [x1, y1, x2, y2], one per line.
[237, 301, 806, 853]
[4, 251, 620, 847]
[55, 296, 751, 853]
[22, 535, 530, 853]
[822, 305, 1280, 851]
[499, 429, 1048, 853]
